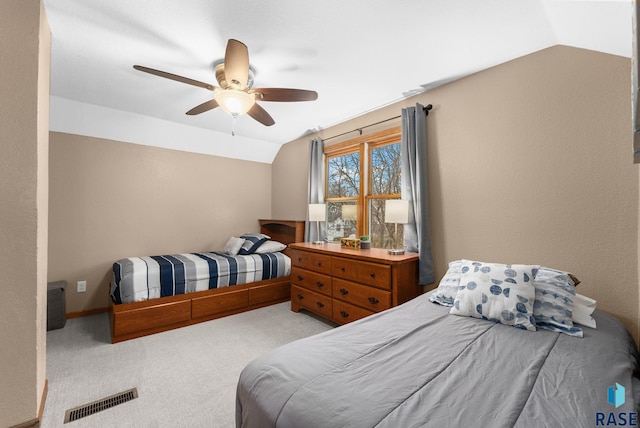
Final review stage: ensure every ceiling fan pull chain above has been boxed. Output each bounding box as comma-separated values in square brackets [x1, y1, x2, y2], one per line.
[232, 113, 238, 136]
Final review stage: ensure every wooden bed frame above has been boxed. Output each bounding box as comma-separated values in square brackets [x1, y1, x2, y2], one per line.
[109, 219, 305, 343]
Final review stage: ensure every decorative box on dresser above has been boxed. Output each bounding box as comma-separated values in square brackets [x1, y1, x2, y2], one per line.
[289, 242, 421, 324]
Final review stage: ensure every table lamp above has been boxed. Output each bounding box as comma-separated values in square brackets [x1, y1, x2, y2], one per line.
[309, 203, 326, 245]
[385, 199, 408, 255]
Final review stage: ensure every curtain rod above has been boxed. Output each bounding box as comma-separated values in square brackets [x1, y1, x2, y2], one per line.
[322, 104, 432, 142]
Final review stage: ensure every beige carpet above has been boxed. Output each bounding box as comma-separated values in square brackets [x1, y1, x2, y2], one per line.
[41, 302, 334, 427]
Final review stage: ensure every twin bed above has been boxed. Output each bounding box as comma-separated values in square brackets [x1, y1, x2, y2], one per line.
[236, 262, 640, 427]
[109, 219, 303, 343]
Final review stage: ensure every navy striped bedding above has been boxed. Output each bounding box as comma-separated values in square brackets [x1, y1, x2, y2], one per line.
[111, 251, 291, 304]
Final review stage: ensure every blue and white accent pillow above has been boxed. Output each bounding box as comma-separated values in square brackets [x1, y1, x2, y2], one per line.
[450, 260, 539, 331]
[429, 260, 463, 306]
[533, 267, 583, 337]
[238, 233, 270, 255]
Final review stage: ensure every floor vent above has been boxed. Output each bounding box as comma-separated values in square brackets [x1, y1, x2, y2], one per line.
[64, 387, 138, 423]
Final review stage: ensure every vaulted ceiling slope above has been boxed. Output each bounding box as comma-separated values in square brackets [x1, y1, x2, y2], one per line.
[43, 0, 631, 163]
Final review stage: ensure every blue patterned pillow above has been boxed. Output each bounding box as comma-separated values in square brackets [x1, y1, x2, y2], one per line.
[429, 260, 462, 306]
[533, 267, 583, 337]
[450, 260, 539, 331]
[238, 233, 270, 255]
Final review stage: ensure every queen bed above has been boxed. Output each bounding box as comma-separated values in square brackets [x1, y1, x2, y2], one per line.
[109, 219, 304, 343]
[236, 260, 640, 427]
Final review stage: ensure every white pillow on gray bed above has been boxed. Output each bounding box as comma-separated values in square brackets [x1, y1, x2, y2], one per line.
[449, 259, 539, 332]
[254, 240, 287, 254]
[573, 293, 597, 329]
[223, 236, 245, 255]
[433, 259, 585, 336]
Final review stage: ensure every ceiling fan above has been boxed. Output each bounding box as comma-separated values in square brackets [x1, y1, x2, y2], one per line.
[133, 39, 318, 130]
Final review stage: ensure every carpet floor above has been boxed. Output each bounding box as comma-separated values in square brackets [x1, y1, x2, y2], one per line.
[41, 302, 334, 427]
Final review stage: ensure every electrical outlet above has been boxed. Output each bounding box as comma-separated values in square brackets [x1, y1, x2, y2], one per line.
[77, 280, 87, 293]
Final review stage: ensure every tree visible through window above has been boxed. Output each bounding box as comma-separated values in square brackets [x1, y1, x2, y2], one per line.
[326, 151, 360, 242]
[324, 127, 402, 248]
[368, 142, 402, 248]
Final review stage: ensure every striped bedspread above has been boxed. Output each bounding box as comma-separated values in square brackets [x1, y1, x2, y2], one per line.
[111, 252, 291, 304]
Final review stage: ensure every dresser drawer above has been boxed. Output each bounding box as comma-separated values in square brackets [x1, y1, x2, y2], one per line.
[292, 285, 333, 318]
[332, 258, 391, 290]
[332, 278, 391, 312]
[290, 249, 332, 274]
[333, 300, 374, 324]
[291, 266, 332, 296]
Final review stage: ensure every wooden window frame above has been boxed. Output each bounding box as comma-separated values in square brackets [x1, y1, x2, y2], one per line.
[324, 126, 401, 239]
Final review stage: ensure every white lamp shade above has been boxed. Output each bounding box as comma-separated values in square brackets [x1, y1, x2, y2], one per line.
[215, 89, 256, 115]
[385, 199, 409, 224]
[342, 205, 357, 221]
[308, 203, 326, 221]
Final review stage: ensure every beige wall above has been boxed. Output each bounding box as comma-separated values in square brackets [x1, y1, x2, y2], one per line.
[274, 46, 640, 342]
[0, 0, 49, 426]
[48, 133, 272, 313]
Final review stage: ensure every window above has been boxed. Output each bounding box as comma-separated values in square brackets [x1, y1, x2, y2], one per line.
[324, 127, 402, 248]
[325, 149, 360, 243]
[368, 141, 402, 248]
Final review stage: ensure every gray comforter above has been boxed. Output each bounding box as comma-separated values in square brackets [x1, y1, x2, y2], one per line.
[236, 292, 640, 427]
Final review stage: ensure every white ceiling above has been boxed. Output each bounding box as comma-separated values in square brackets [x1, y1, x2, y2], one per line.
[43, 0, 632, 163]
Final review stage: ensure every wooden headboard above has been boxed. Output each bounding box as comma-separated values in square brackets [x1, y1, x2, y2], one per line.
[259, 219, 305, 246]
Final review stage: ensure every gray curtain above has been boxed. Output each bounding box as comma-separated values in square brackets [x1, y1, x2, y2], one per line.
[401, 103, 434, 284]
[305, 138, 325, 242]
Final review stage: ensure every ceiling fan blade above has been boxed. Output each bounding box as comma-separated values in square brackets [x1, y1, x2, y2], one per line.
[224, 39, 250, 89]
[247, 103, 275, 126]
[133, 65, 216, 91]
[251, 88, 318, 102]
[186, 99, 219, 115]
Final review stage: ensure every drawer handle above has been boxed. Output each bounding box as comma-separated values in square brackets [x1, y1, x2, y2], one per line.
[341, 267, 346, 272]
[339, 288, 349, 296]
[370, 272, 376, 278]
[297, 275, 304, 281]
[316, 281, 325, 288]
[340, 310, 349, 318]
[316, 261, 322, 267]
[297, 294, 304, 300]
[298, 257, 303, 262]
[368, 297, 379, 305]
[316, 301, 325, 308]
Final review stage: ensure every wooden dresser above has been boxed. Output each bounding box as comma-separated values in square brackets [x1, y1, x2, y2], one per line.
[289, 242, 421, 324]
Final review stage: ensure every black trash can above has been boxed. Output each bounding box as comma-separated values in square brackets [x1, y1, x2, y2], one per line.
[47, 281, 67, 331]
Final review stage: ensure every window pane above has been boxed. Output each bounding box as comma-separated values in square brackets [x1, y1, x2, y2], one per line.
[370, 143, 401, 195]
[327, 152, 360, 198]
[369, 198, 404, 249]
[326, 202, 358, 242]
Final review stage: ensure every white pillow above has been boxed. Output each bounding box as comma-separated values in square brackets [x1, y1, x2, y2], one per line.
[254, 240, 287, 254]
[572, 293, 597, 329]
[223, 236, 245, 256]
[450, 260, 539, 331]
[429, 260, 462, 306]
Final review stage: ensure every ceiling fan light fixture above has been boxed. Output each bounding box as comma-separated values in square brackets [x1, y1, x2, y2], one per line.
[215, 89, 255, 115]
